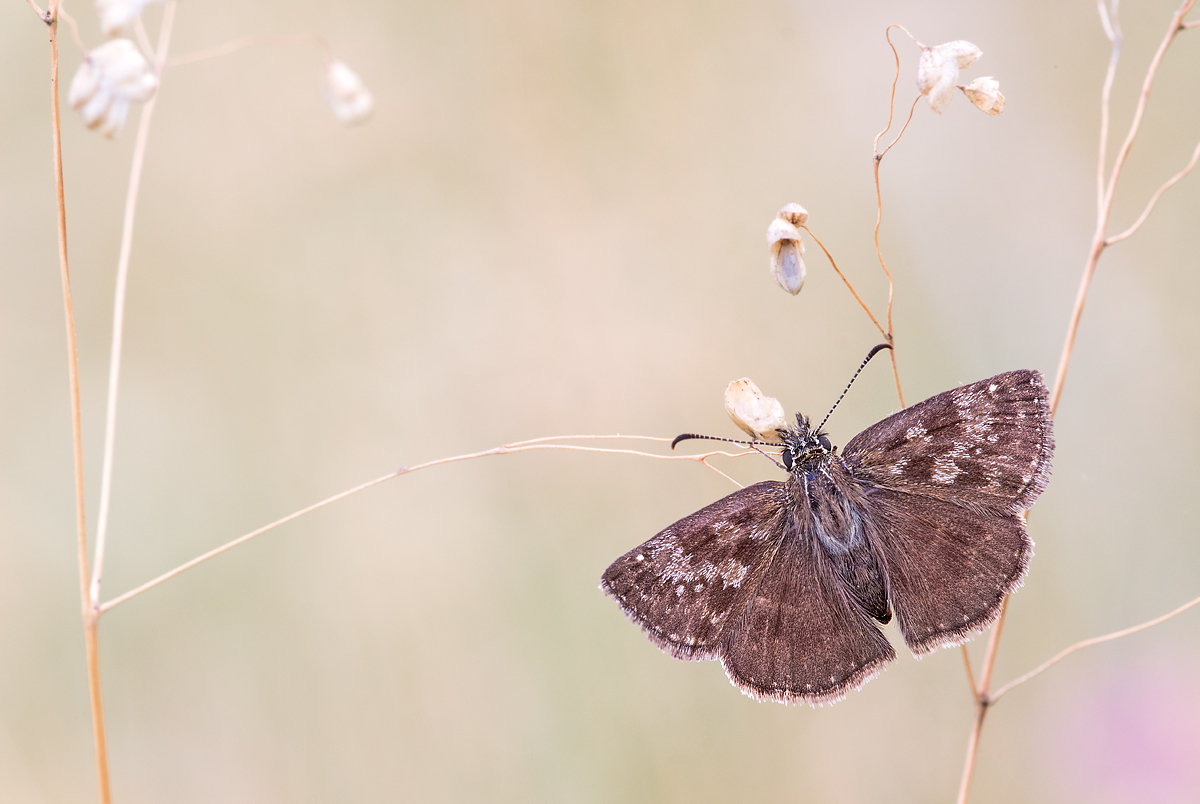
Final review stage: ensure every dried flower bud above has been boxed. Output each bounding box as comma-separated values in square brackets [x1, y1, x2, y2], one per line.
[725, 379, 787, 442]
[766, 210, 806, 295]
[95, 0, 162, 36]
[325, 60, 375, 125]
[68, 39, 158, 138]
[916, 40, 983, 114]
[778, 202, 809, 227]
[961, 76, 1005, 115]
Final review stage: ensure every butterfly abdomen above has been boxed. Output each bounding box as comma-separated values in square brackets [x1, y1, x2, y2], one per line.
[791, 463, 891, 624]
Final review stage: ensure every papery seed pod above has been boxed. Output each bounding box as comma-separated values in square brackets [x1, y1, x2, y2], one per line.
[938, 40, 983, 69]
[767, 216, 805, 295]
[725, 379, 787, 442]
[916, 40, 983, 114]
[68, 39, 158, 138]
[95, 0, 162, 37]
[325, 60, 375, 125]
[961, 76, 1005, 115]
[778, 202, 809, 227]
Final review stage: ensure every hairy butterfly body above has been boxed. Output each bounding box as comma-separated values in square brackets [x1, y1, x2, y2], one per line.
[601, 369, 1053, 705]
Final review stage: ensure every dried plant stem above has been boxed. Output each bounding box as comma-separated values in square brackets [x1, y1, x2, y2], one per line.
[26, 0, 47, 19]
[956, 2, 1197, 800]
[800, 226, 886, 338]
[1095, 0, 1122, 215]
[960, 646, 979, 703]
[168, 32, 331, 68]
[872, 139, 904, 408]
[99, 438, 745, 613]
[990, 591, 1200, 703]
[956, 709, 987, 804]
[955, 597, 1008, 804]
[876, 96, 920, 162]
[54, 1, 85, 52]
[867, 25, 924, 409]
[42, 4, 111, 801]
[1051, 0, 1195, 413]
[132, 16, 155, 59]
[1106, 136, 1200, 245]
[91, 0, 176, 610]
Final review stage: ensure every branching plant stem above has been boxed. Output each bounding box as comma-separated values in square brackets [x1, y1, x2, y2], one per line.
[1050, 0, 1195, 413]
[989, 591, 1200, 703]
[956, 2, 1198, 801]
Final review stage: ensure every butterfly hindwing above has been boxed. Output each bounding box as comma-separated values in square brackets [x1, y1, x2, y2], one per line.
[718, 514, 896, 705]
[860, 489, 1032, 654]
[600, 481, 788, 660]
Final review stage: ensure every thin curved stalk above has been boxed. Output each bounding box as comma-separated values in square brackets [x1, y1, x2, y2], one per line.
[1105, 136, 1200, 246]
[99, 438, 747, 613]
[990, 591, 1200, 703]
[801, 225, 886, 338]
[168, 32, 330, 67]
[867, 25, 923, 409]
[960, 646, 980, 703]
[43, 4, 111, 800]
[1095, 0, 1122, 215]
[90, 0, 176, 609]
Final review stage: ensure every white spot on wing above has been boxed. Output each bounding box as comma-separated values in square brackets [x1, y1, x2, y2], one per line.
[932, 456, 964, 484]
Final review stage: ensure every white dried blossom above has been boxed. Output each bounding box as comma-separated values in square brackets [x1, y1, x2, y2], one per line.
[916, 40, 982, 114]
[725, 379, 787, 443]
[961, 76, 1005, 115]
[778, 202, 808, 227]
[68, 39, 158, 138]
[766, 205, 806, 295]
[325, 60, 375, 125]
[95, 0, 162, 36]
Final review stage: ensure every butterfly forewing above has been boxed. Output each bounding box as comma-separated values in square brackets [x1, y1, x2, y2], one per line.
[842, 370, 1053, 514]
[600, 481, 788, 660]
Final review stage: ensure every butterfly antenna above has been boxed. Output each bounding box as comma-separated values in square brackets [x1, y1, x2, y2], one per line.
[814, 343, 893, 434]
[671, 433, 787, 471]
[671, 433, 768, 449]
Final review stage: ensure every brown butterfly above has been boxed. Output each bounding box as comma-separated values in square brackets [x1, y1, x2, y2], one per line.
[601, 356, 1053, 705]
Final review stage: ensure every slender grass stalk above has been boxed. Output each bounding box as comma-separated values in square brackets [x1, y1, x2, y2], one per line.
[91, 0, 177, 609]
[39, 1, 112, 799]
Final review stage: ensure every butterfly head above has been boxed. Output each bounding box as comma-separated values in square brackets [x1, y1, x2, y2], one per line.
[778, 413, 833, 473]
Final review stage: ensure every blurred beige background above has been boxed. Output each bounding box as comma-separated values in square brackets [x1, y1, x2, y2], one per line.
[2, 1, 1199, 802]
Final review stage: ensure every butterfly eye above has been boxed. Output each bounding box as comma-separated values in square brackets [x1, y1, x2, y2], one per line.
[818, 434, 831, 452]
[781, 449, 794, 471]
